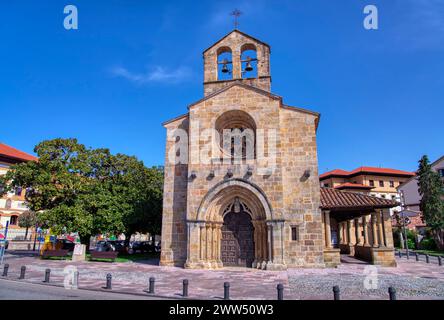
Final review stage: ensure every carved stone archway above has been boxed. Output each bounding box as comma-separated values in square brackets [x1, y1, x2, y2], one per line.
[185, 179, 285, 270]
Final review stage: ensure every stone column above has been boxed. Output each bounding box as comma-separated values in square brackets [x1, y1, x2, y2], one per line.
[346, 220, 351, 245]
[338, 222, 343, 245]
[215, 223, 223, 267]
[371, 213, 379, 247]
[252, 221, 260, 268]
[200, 222, 206, 261]
[212, 224, 217, 264]
[266, 222, 273, 265]
[376, 210, 385, 247]
[184, 221, 201, 268]
[354, 218, 361, 245]
[362, 215, 370, 246]
[382, 208, 394, 248]
[324, 211, 332, 248]
[206, 224, 212, 261]
[261, 222, 268, 269]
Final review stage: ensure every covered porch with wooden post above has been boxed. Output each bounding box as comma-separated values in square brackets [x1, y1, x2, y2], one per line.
[320, 188, 398, 267]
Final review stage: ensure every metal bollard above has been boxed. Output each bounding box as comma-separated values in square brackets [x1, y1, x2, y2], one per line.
[44, 268, 51, 283]
[398, 250, 402, 258]
[415, 252, 419, 262]
[182, 279, 188, 297]
[333, 285, 340, 300]
[438, 256, 442, 266]
[388, 287, 397, 300]
[224, 282, 230, 300]
[105, 273, 112, 290]
[19, 266, 26, 279]
[73, 271, 79, 289]
[277, 283, 284, 300]
[148, 277, 155, 294]
[2, 264, 9, 277]
[426, 254, 430, 263]
[406, 250, 410, 260]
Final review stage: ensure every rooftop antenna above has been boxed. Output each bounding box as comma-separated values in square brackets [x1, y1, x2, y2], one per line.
[230, 9, 242, 29]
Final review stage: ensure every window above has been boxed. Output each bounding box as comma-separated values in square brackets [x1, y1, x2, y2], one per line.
[369, 180, 374, 187]
[399, 181, 403, 186]
[391, 195, 396, 200]
[217, 47, 233, 81]
[15, 186, 22, 196]
[291, 226, 299, 241]
[5, 199, 11, 209]
[10, 215, 18, 225]
[381, 194, 386, 199]
[240, 44, 257, 79]
[324, 183, 329, 188]
[215, 110, 256, 163]
[379, 180, 384, 187]
[438, 169, 444, 177]
[389, 181, 394, 188]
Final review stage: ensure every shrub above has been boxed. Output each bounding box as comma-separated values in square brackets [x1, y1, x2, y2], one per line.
[419, 238, 437, 251]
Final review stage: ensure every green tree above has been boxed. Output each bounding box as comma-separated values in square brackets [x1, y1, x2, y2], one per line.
[1, 138, 163, 248]
[18, 211, 37, 240]
[417, 155, 444, 250]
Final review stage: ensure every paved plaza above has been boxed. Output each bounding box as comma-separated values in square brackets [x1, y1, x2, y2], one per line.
[0, 251, 443, 300]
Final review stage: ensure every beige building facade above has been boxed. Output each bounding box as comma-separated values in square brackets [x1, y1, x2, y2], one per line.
[160, 30, 397, 270]
[0, 143, 37, 240]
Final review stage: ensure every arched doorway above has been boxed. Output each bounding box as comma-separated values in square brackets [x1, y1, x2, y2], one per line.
[190, 180, 273, 269]
[221, 210, 255, 267]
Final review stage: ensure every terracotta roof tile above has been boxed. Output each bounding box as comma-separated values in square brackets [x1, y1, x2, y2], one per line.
[320, 166, 415, 179]
[320, 187, 397, 210]
[0, 143, 38, 162]
[334, 183, 374, 190]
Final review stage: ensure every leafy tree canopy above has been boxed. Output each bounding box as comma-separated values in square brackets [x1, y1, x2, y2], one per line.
[417, 155, 444, 250]
[1, 138, 163, 245]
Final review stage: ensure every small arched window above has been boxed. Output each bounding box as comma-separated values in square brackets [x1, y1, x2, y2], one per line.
[215, 110, 256, 163]
[241, 44, 257, 79]
[5, 199, 12, 209]
[10, 215, 18, 225]
[217, 47, 233, 81]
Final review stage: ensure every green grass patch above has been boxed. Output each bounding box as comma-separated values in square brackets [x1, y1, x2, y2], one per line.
[86, 252, 159, 263]
[411, 249, 444, 257]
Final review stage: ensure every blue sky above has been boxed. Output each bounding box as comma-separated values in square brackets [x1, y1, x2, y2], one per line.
[0, 0, 443, 173]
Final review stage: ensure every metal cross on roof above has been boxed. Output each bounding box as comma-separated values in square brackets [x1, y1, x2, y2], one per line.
[230, 9, 242, 29]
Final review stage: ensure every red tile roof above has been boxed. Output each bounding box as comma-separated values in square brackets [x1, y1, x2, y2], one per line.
[320, 166, 415, 179]
[319, 169, 349, 179]
[320, 187, 397, 210]
[0, 143, 38, 162]
[334, 183, 374, 190]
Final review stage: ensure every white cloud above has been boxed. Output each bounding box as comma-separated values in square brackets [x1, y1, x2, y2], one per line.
[110, 65, 192, 85]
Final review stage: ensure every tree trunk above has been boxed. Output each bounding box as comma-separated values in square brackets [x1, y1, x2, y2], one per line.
[25, 227, 29, 241]
[433, 229, 444, 251]
[80, 234, 91, 252]
[124, 232, 132, 249]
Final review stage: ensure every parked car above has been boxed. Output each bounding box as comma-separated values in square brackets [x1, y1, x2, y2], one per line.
[57, 239, 75, 252]
[128, 241, 151, 254]
[95, 240, 126, 253]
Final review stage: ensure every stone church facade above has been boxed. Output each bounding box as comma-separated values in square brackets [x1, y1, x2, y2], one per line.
[160, 30, 396, 270]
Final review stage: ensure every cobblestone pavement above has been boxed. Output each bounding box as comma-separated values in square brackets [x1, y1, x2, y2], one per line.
[0, 252, 443, 300]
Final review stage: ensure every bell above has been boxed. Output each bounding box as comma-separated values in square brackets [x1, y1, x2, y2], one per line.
[221, 63, 229, 73]
[244, 61, 253, 72]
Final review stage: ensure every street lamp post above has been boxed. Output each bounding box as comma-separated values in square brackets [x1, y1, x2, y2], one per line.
[400, 191, 409, 259]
